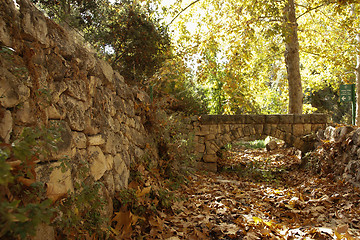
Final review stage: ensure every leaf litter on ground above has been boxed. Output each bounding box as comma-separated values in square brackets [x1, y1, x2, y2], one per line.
[112, 143, 360, 239]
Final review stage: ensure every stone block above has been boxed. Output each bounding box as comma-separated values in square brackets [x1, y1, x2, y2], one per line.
[51, 81, 68, 104]
[263, 124, 271, 135]
[105, 154, 114, 171]
[88, 134, 105, 146]
[196, 143, 205, 153]
[0, 109, 12, 143]
[88, 146, 107, 181]
[15, 102, 34, 124]
[277, 124, 292, 133]
[66, 79, 87, 101]
[97, 59, 114, 88]
[103, 171, 115, 196]
[223, 133, 232, 143]
[72, 131, 86, 149]
[47, 104, 66, 120]
[311, 114, 328, 124]
[0, 18, 12, 47]
[63, 95, 86, 131]
[294, 114, 312, 124]
[21, 7, 49, 46]
[232, 115, 246, 124]
[203, 154, 217, 163]
[303, 124, 312, 135]
[88, 76, 99, 97]
[196, 162, 217, 172]
[210, 124, 220, 133]
[279, 115, 294, 124]
[36, 161, 73, 201]
[50, 121, 73, 160]
[0, 68, 30, 108]
[254, 124, 264, 135]
[114, 165, 129, 191]
[205, 142, 218, 155]
[292, 124, 304, 136]
[243, 126, 251, 136]
[245, 115, 265, 124]
[33, 224, 55, 240]
[285, 133, 294, 145]
[237, 127, 244, 137]
[266, 115, 280, 124]
[230, 129, 240, 139]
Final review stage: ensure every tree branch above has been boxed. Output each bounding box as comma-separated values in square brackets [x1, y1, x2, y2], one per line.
[168, 0, 201, 26]
[296, 3, 326, 20]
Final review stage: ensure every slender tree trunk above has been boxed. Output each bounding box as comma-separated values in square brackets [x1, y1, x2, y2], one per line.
[283, 0, 303, 114]
[355, 33, 360, 125]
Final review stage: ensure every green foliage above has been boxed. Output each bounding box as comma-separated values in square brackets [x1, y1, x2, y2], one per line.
[0, 124, 108, 239]
[116, 189, 138, 209]
[54, 181, 108, 238]
[33, 0, 110, 31]
[222, 158, 286, 183]
[0, 126, 59, 239]
[151, 111, 196, 179]
[235, 139, 269, 149]
[36, 0, 171, 84]
[104, 1, 171, 83]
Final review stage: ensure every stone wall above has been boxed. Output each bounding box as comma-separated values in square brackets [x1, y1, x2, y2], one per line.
[0, 0, 154, 204]
[315, 125, 360, 187]
[191, 114, 328, 171]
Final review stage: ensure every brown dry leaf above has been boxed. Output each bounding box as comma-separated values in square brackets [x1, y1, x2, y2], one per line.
[111, 208, 135, 238]
[336, 224, 349, 234]
[136, 186, 151, 198]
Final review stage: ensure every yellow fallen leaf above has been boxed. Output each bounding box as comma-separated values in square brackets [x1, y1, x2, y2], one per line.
[252, 216, 263, 224]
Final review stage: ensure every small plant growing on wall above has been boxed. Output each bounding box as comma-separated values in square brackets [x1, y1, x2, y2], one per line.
[0, 124, 109, 239]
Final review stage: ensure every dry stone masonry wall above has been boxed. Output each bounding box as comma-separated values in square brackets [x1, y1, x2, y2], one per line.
[191, 114, 328, 171]
[0, 0, 153, 201]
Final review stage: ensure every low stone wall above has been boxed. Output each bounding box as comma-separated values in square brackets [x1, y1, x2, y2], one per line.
[0, 0, 154, 205]
[191, 114, 328, 171]
[316, 125, 360, 187]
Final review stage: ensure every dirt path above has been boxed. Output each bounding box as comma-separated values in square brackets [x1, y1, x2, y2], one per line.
[166, 147, 360, 239]
[113, 146, 360, 239]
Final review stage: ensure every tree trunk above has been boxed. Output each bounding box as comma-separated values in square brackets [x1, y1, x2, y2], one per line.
[355, 33, 360, 125]
[283, 0, 303, 114]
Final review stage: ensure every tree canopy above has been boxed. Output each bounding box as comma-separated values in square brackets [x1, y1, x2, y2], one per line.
[35, 0, 360, 123]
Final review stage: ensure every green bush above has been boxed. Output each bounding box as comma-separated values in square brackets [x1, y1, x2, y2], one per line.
[0, 126, 59, 239]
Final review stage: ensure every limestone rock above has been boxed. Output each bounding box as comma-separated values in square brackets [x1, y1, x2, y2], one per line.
[33, 224, 55, 240]
[46, 104, 66, 120]
[36, 161, 74, 200]
[50, 121, 73, 160]
[0, 109, 12, 143]
[113, 154, 129, 190]
[63, 95, 86, 131]
[97, 59, 114, 87]
[0, 68, 30, 108]
[88, 134, 105, 146]
[88, 146, 107, 181]
[114, 154, 127, 175]
[72, 131, 86, 149]
[105, 154, 114, 171]
[19, 0, 49, 46]
[66, 79, 87, 101]
[51, 81, 68, 104]
[103, 171, 115, 196]
[266, 140, 278, 151]
[0, 18, 13, 47]
[15, 101, 34, 124]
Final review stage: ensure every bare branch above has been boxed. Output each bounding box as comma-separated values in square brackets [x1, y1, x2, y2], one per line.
[168, 0, 201, 26]
[296, 3, 327, 20]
